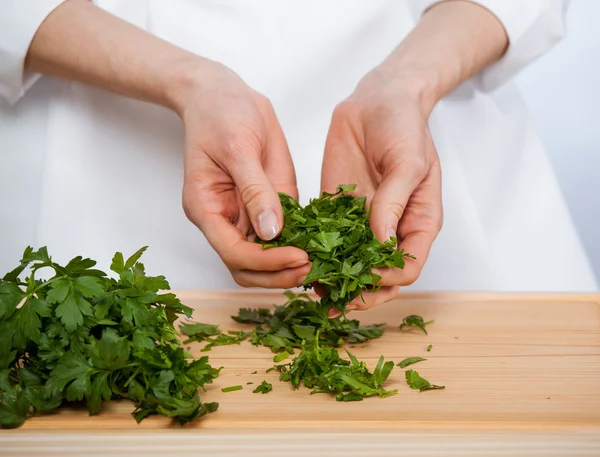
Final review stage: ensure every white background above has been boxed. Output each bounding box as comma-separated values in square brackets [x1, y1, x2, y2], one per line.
[515, 0, 600, 282]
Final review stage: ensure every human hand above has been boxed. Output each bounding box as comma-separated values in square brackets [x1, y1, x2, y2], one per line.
[321, 68, 443, 310]
[175, 60, 310, 288]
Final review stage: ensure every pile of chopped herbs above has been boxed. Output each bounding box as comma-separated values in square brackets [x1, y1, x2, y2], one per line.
[272, 334, 397, 402]
[0, 247, 220, 429]
[180, 292, 385, 354]
[233, 291, 385, 353]
[257, 184, 414, 311]
[180, 292, 401, 402]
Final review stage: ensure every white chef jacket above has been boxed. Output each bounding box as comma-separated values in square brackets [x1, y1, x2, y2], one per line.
[0, 0, 597, 292]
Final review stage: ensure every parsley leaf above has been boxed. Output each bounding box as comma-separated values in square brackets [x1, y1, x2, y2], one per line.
[405, 369, 445, 392]
[253, 381, 273, 394]
[397, 357, 427, 368]
[179, 322, 221, 343]
[399, 315, 434, 335]
[200, 331, 252, 352]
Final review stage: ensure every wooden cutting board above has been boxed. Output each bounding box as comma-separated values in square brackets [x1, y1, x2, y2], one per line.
[3, 291, 600, 456]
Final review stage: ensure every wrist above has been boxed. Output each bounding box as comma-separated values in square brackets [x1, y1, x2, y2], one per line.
[357, 64, 443, 115]
[161, 55, 221, 116]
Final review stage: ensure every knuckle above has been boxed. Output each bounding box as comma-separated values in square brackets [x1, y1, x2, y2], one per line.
[231, 270, 249, 287]
[383, 150, 430, 180]
[221, 248, 243, 270]
[332, 100, 358, 121]
[403, 268, 421, 286]
[240, 182, 268, 209]
[220, 135, 249, 162]
[181, 183, 203, 223]
[216, 125, 264, 164]
[402, 154, 429, 178]
[436, 213, 444, 233]
[254, 93, 274, 113]
[371, 197, 406, 222]
[181, 196, 194, 222]
[386, 201, 407, 221]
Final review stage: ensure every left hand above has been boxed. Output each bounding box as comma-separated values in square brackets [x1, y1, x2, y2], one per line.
[321, 67, 443, 311]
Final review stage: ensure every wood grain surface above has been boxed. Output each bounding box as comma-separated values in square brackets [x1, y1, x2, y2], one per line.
[3, 291, 600, 456]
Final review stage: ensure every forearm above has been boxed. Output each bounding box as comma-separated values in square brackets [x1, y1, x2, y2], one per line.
[25, 0, 206, 113]
[377, 0, 508, 110]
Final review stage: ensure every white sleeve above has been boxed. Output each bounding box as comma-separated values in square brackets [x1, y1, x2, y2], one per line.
[0, 0, 66, 105]
[408, 0, 571, 92]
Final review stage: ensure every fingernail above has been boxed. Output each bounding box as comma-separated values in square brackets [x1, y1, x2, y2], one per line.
[296, 275, 307, 286]
[257, 209, 279, 240]
[286, 259, 310, 269]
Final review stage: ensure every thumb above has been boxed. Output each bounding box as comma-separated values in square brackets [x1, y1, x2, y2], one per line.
[229, 156, 283, 241]
[369, 163, 425, 243]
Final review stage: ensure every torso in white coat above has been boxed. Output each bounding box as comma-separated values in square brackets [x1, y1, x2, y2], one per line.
[0, 0, 596, 291]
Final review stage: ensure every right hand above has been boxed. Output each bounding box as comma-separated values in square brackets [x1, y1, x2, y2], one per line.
[174, 60, 310, 288]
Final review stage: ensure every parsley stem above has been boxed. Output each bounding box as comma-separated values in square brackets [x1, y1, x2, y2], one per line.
[27, 276, 62, 297]
[221, 385, 243, 392]
[124, 366, 141, 387]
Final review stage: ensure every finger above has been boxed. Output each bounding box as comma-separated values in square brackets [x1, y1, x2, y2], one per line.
[327, 286, 400, 318]
[369, 159, 429, 244]
[347, 286, 400, 311]
[231, 263, 312, 288]
[262, 103, 299, 200]
[220, 137, 284, 242]
[320, 105, 370, 196]
[376, 160, 443, 286]
[375, 230, 436, 286]
[200, 213, 308, 271]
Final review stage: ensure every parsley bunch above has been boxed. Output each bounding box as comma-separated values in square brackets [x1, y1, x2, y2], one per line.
[273, 334, 397, 402]
[258, 185, 414, 311]
[232, 291, 385, 353]
[0, 247, 220, 429]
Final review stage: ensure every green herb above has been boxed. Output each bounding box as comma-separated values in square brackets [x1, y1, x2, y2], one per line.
[256, 185, 414, 311]
[397, 357, 427, 368]
[232, 292, 385, 354]
[273, 351, 290, 363]
[405, 369, 445, 392]
[179, 322, 220, 344]
[0, 247, 219, 429]
[273, 334, 396, 401]
[253, 381, 273, 394]
[399, 315, 434, 335]
[199, 330, 251, 352]
[179, 321, 251, 352]
[221, 385, 243, 393]
[251, 371, 257, 375]
[232, 308, 271, 324]
[246, 382, 253, 385]
[427, 345, 433, 352]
